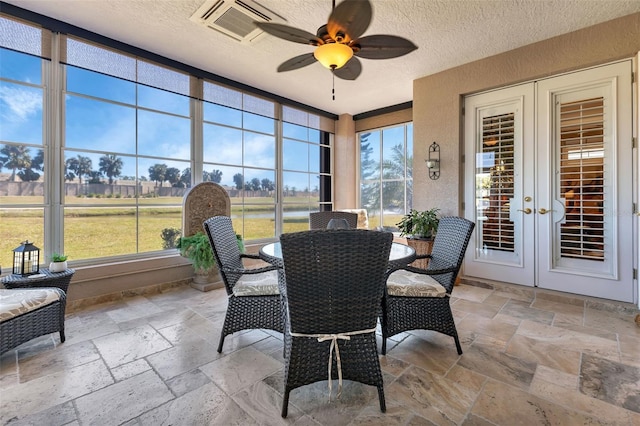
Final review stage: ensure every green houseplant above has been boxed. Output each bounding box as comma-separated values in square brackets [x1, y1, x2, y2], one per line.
[178, 231, 245, 279]
[178, 232, 215, 274]
[396, 208, 440, 240]
[49, 253, 68, 273]
[397, 208, 440, 269]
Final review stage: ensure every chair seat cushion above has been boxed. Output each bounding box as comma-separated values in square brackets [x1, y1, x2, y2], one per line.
[0, 288, 62, 323]
[232, 270, 280, 297]
[387, 269, 447, 298]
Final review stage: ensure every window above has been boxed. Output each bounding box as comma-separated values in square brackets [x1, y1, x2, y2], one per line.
[203, 84, 277, 240]
[281, 106, 332, 234]
[62, 39, 191, 261]
[358, 123, 413, 229]
[0, 18, 46, 269]
[0, 15, 333, 268]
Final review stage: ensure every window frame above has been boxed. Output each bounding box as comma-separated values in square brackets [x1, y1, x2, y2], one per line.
[0, 16, 334, 269]
[357, 122, 413, 230]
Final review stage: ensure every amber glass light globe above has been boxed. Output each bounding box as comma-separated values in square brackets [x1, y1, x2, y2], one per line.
[313, 43, 353, 69]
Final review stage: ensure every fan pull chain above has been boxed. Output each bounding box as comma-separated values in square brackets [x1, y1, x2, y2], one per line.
[332, 70, 335, 101]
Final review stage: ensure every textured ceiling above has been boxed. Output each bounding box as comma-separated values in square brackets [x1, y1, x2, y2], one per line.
[5, 0, 640, 116]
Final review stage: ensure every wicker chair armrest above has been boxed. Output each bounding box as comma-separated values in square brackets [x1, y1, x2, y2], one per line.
[240, 253, 261, 260]
[387, 255, 456, 277]
[221, 264, 277, 275]
[414, 253, 433, 260]
[401, 264, 456, 276]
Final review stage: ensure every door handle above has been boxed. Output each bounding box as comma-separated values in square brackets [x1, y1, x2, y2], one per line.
[538, 208, 554, 215]
[517, 208, 532, 214]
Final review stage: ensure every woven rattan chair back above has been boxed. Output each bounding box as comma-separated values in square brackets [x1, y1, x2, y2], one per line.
[309, 211, 358, 230]
[281, 229, 392, 333]
[203, 215, 283, 353]
[427, 216, 475, 292]
[381, 216, 475, 356]
[203, 216, 244, 293]
[279, 229, 393, 416]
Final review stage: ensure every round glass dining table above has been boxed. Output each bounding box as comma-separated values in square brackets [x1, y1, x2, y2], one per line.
[259, 240, 416, 268]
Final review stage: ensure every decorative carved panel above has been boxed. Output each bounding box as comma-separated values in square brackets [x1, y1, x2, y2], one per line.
[182, 182, 231, 237]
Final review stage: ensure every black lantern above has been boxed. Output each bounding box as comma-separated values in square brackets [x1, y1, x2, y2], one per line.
[13, 241, 40, 276]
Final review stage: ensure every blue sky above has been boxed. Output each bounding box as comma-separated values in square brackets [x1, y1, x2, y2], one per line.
[1, 47, 321, 191]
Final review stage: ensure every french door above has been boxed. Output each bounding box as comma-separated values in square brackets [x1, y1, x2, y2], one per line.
[464, 61, 635, 302]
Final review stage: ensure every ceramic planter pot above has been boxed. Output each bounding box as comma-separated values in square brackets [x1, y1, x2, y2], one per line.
[49, 261, 67, 273]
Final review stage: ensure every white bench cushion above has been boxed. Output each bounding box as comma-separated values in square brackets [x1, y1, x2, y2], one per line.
[387, 269, 447, 298]
[0, 288, 62, 323]
[232, 270, 280, 297]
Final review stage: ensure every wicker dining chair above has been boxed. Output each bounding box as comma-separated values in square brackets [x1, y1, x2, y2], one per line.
[381, 216, 475, 355]
[309, 211, 358, 229]
[203, 216, 283, 353]
[279, 229, 393, 417]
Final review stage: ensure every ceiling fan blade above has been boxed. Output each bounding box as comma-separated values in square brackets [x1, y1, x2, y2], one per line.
[277, 53, 318, 72]
[255, 22, 322, 45]
[327, 0, 372, 42]
[333, 57, 362, 80]
[353, 35, 418, 59]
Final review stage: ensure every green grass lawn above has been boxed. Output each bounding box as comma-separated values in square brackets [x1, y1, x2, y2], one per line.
[1, 195, 403, 269]
[0, 198, 312, 267]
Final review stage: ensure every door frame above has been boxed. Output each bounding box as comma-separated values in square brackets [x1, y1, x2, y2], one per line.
[463, 59, 638, 304]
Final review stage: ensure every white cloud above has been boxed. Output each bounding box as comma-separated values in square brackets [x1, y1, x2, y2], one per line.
[0, 85, 42, 120]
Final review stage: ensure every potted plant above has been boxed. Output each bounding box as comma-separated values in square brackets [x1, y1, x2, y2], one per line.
[49, 253, 68, 273]
[396, 208, 440, 240]
[396, 208, 440, 269]
[178, 232, 215, 283]
[178, 231, 244, 285]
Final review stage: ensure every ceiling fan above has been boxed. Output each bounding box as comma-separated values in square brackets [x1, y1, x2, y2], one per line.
[255, 0, 418, 82]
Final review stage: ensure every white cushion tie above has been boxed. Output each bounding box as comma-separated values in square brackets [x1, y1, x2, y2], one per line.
[290, 327, 377, 399]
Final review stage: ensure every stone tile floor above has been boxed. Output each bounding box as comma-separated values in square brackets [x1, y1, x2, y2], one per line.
[1, 282, 639, 425]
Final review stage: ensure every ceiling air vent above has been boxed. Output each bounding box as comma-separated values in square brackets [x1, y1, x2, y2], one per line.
[190, 0, 286, 43]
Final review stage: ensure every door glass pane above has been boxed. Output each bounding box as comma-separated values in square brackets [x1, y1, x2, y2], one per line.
[559, 97, 604, 261]
[477, 113, 515, 252]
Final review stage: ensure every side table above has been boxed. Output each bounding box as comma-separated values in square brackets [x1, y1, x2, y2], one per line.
[1, 268, 75, 294]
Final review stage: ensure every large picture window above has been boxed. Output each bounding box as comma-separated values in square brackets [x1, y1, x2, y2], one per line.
[0, 16, 333, 269]
[358, 123, 413, 229]
[0, 19, 46, 269]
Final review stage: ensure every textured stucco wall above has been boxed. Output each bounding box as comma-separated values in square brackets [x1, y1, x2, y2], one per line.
[333, 114, 357, 210]
[412, 12, 640, 216]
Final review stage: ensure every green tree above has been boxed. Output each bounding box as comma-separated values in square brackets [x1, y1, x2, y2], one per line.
[31, 149, 44, 172]
[209, 169, 222, 183]
[165, 167, 181, 187]
[233, 173, 243, 190]
[359, 133, 380, 211]
[148, 163, 167, 187]
[380, 144, 412, 211]
[17, 168, 40, 181]
[65, 155, 92, 185]
[261, 178, 274, 191]
[249, 178, 261, 191]
[64, 160, 77, 182]
[18, 148, 44, 182]
[99, 154, 123, 184]
[88, 170, 103, 184]
[181, 167, 191, 188]
[0, 144, 31, 181]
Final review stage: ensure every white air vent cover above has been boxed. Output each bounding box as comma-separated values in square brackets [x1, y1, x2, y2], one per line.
[190, 0, 286, 43]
